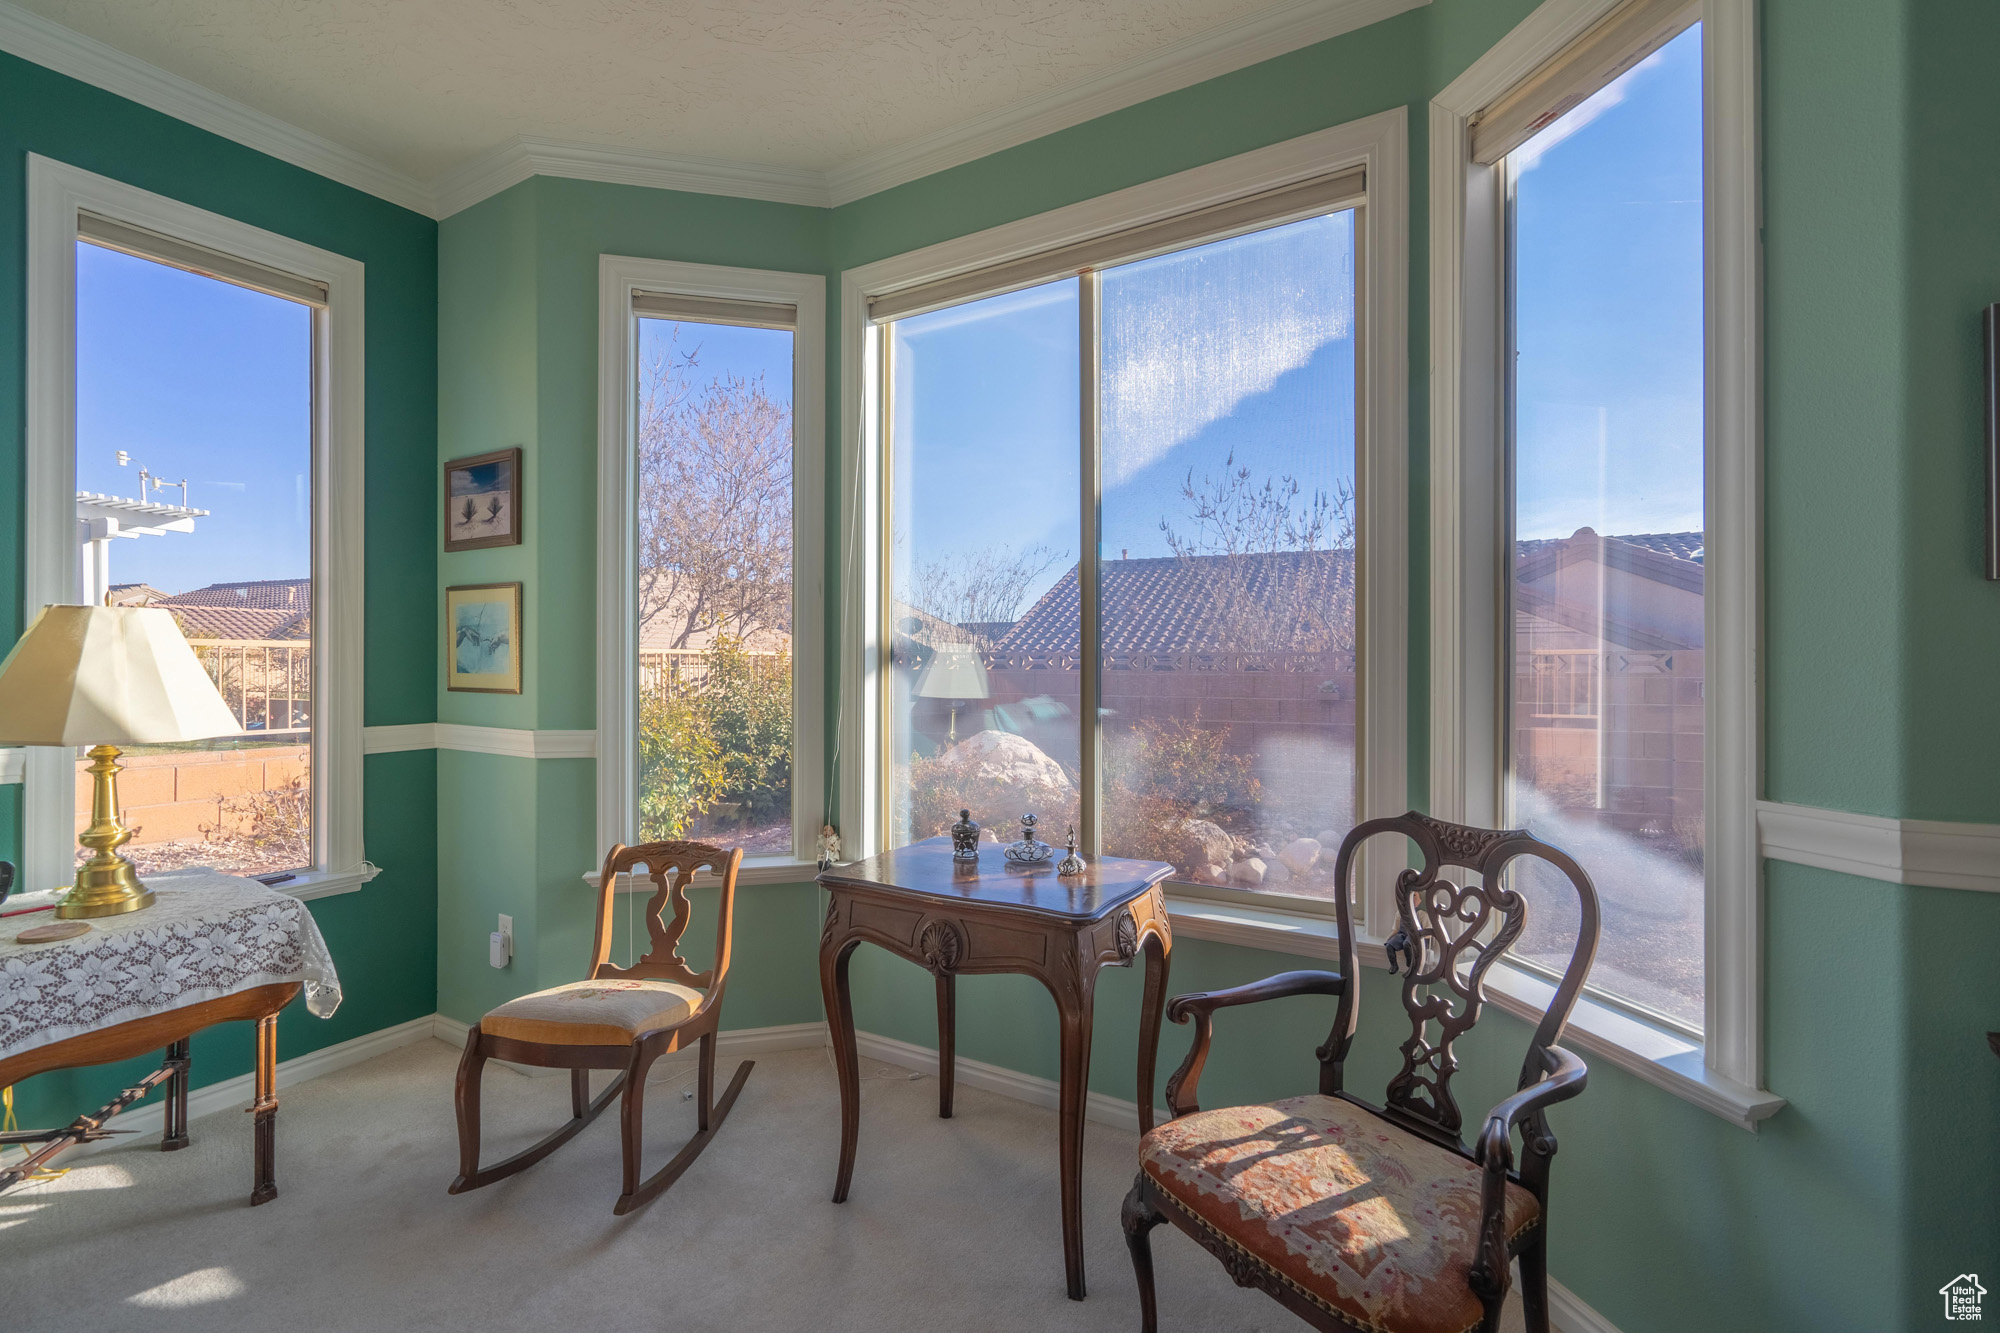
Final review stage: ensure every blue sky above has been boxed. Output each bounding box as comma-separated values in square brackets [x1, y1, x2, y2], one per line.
[75, 243, 311, 595]
[637, 317, 793, 399]
[1512, 23, 1704, 540]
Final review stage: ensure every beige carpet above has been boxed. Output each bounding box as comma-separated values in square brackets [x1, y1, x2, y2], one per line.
[5, 1040, 1526, 1332]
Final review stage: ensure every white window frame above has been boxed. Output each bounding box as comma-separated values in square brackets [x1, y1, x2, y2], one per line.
[22, 155, 369, 903]
[594, 256, 827, 882]
[1429, 0, 1781, 1126]
[837, 109, 1408, 936]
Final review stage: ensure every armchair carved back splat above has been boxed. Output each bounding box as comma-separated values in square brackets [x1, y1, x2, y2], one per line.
[589, 840, 745, 993]
[1329, 812, 1600, 1150]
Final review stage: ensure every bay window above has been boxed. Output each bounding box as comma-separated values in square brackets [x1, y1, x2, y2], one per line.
[844, 113, 1408, 922]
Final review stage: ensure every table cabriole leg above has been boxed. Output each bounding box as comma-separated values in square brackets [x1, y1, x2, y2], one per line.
[935, 972, 956, 1119]
[1053, 946, 1097, 1301]
[1136, 908, 1172, 1137]
[819, 921, 863, 1204]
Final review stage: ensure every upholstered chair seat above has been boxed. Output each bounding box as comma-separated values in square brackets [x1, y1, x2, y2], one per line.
[481, 978, 704, 1046]
[1140, 1095, 1541, 1333]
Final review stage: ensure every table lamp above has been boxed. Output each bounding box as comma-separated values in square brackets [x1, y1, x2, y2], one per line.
[916, 645, 990, 747]
[0, 605, 242, 918]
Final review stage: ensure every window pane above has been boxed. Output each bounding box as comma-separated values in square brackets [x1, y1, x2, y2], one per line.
[1098, 213, 1358, 900]
[635, 317, 795, 856]
[74, 241, 315, 877]
[886, 280, 1081, 848]
[1507, 23, 1704, 1027]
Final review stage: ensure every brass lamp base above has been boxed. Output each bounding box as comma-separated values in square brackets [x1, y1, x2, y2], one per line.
[56, 744, 155, 920]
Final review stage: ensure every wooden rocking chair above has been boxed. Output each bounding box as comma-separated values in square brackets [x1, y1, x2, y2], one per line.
[450, 840, 754, 1215]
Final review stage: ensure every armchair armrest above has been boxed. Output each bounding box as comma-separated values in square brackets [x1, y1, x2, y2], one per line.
[1466, 1045, 1587, 1301]
[1162, 971, 1346, 1120]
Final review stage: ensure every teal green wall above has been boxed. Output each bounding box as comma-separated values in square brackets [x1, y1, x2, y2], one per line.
[0, 51, 440, 1125]
[432, 176, 833, 1030]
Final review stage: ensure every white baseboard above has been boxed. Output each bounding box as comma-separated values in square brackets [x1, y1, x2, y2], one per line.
[851, 1029, 1167, 1134]
[428, 1014, 826, 1079]
[59, 1012, 440, 1156]
[1548, 1280, 1620, 1333]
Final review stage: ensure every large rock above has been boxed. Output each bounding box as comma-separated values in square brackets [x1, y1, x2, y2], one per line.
[937, 730, 1073, 795]
[1229, 857, 1267, 887]
[1279, 838, 1322, 876]
[1180, 819, 1234, 870]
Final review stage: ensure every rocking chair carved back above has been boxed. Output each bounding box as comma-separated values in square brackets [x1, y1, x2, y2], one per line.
[588, 840, 743, 993]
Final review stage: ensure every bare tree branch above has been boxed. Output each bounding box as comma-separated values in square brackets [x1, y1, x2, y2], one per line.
[636, 334, 794, 650]
[909, 543, 1062, 633]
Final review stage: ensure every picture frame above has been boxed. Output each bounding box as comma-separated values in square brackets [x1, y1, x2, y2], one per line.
[446, 583, 523, 694]
[444, 447, 522, 552]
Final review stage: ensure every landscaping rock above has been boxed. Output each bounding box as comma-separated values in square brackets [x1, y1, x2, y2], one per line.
[1181, 819, 1234, 869]
[1280, 838, 1322, 876]
[1229, 857, 1267, 887]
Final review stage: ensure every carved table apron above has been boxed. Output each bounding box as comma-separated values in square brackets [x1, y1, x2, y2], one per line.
[818, 837, 1173, 1301]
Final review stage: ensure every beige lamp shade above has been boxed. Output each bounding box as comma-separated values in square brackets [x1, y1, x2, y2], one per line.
[916, 645, 990, 700]
[0, 604, 243, 746]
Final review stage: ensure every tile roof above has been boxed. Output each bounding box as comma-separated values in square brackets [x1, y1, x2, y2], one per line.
[1516, 530, 1702, 564]
[996, 550, 1354, 656]
[166, 605, 311, 642]
[160, 578, 311, 611]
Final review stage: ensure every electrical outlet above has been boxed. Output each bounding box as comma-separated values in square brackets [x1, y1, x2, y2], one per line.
[491, 914, 513, 969]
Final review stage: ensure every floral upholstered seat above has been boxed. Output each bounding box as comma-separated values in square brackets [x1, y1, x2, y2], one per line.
[481, 978, 702, 1046]
[1139, 1094, 1541, 1333]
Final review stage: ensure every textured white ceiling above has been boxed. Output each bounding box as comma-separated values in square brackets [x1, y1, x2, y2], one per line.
[15, 0, 1306, 183]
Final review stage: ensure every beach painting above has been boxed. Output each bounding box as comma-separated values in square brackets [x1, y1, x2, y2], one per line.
[444, 448, 521, 551]
[446, 583, 522, 693]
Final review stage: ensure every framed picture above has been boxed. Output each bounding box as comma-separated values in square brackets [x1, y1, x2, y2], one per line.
[446, 583, 523, 694]
[444, 447, 521, 551]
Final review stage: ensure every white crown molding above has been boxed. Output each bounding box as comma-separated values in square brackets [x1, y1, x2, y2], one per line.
[1757, 801, 2000, 893]
[822, 0, 1428, 206]
[0, 0, 1429, 221]
[0, 0, 431, 216]
[431, 136, 834, 218]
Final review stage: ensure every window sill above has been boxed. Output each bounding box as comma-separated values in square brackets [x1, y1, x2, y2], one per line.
[1481, 962, 1785, 1131]
[1159, 895, 1786, 1132]
[1164, 892, 1384, 964]
[583, 859, 824, 891]
[278, 864, 380, 902]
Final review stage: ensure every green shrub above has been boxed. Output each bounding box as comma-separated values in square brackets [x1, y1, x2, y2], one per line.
[636, 637, 791, 840]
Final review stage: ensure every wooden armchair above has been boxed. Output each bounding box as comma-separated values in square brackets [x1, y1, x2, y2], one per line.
[450, 840, 754, 1215]
[1122, 812, 1601, 1333]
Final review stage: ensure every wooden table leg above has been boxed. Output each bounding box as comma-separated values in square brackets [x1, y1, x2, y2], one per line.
[248, 1011, 278, 1205]
[935, 972, 956, 1119]
[1054, 963, 1097, 1301]
[820, 922, 863, 1204]
[1136, 927, 1170, 1136]
[161, 1038, 191, 1151]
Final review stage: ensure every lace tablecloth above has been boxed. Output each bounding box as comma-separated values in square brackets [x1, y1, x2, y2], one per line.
[0, 870, 341, 1062]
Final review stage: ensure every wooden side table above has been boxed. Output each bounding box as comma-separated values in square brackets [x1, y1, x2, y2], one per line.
[0, 981, 300, 1204]
[818, 837, 1173, 1300]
